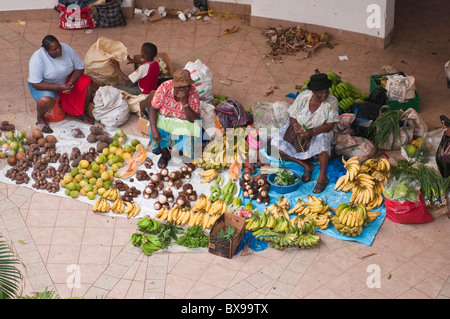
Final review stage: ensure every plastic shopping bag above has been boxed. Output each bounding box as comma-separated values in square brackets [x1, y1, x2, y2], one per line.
[383, 175, 433, 224]
[92, 86, 130, 130]
[57, 4, 95, 30]
[84, 37, 128, 86]
[385, 195, 433, 224]
[184, 59, 213, 104]
[385, 74, 416, 103]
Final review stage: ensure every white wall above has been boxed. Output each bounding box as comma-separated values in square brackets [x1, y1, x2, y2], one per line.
[0, 0, 394, 39]
[250, 0, 394, 39]
[0, 0, 133, 11]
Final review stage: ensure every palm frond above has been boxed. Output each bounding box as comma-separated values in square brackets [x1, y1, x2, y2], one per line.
[0, 235, 24, 299]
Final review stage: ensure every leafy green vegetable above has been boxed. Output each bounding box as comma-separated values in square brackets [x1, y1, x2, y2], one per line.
[368, 109, 401, 148]
[157, 222, 184, 249]
[176, 225, 209, 248]
[216, 226, 236, 241]
[274, 169, 300, 186]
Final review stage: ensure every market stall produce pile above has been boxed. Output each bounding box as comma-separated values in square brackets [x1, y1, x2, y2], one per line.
[2, 78, 447, 257]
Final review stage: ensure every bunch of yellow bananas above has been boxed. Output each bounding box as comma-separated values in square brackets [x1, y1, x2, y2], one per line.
[92, 197, 110, 213]
[93, 187, 140, 218]
[193, 128, 248, 169]
[288, 196, 332, 230]
[199, 169, 219, 183]
[124, 201, 141, 219]
[103, 187, 120, 201]
[335, 156, 390, 211]
[264, 196, 290, 220]
[111, 197, 126, 214]
[331, 202, 380, 237]
[156, 195, 228, 229]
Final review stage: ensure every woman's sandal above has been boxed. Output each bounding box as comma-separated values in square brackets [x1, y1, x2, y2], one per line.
[157, 155, 170, 169]
[36, 122, 53, 134]
[302, 170, 313, 183]
[313, 181, 329, 194]
[77, 115, 95, 125]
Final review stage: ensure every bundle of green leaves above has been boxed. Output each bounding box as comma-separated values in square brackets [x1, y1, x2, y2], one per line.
[274, 169, 300, 186]
[175, 225, 209, 248]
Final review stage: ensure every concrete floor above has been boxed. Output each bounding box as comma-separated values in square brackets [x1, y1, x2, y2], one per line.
[0, 0, 449, 300]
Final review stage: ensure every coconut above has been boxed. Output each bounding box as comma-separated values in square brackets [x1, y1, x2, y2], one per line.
[32, 128, 43, 139]
[7, 155, 17, 166]
[37, 137, 46, 147]
[45, 135, 58, 144]
[16, 152, 27, 161]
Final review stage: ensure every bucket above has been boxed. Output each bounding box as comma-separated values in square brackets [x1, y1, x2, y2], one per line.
[45, 96, 66, 122]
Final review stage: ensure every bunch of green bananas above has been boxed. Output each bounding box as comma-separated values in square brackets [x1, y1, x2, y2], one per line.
[296, 234, 321, 249]
[251, 227, 280, 240]
[301, 72, 368, 113]
[140, 234, 162, 256]
[270, 233, 298, 250]
[210, 176, 238, 205]
[130, 232, 143, 246]
[137, 215, 160, 234]
[251, 218, 321, 250]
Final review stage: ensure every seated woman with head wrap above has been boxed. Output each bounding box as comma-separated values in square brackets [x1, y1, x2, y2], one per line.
[271, 73, 340, 193]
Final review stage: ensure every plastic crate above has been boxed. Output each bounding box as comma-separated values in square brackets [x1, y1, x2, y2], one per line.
[370, 73, 420, 112]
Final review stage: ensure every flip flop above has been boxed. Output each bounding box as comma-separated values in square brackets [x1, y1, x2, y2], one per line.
[313, 181, 328, 194]
[157, 155, 170, 169]
[302, 170, 313, 183]
[36, 122, 53, 134]
[77, 115, 95, 125]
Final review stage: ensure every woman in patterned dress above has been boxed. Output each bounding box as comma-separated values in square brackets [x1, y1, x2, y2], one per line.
[271, 73, 339, 193]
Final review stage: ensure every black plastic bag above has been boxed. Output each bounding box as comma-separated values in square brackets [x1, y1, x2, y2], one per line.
[367, 87, 387, 106]
[350, 101, 383, 139]
[436, 115, 450, 178]
[194, 0, 208, 11]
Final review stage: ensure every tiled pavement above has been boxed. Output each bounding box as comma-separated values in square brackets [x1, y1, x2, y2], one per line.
[0, 0, 449, 300]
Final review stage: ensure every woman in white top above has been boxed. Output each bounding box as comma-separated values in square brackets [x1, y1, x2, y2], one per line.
[271, 73, 340, 193]
[28, 35, 97, 133]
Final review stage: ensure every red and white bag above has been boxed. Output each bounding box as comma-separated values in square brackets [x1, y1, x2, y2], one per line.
[57, 4, 95, 30]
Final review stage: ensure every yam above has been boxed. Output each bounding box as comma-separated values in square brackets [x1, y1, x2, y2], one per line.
[90, 126, 106, 136]
[87, 133, 98, 143]
[71, 153, 86, 167]
[96, 135, 113, 144]
[96, 141, 108, 153]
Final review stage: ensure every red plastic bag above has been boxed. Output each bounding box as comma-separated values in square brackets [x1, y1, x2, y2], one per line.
[385, 193, 433, 224]
[57, 4, 95, 30]
[45, 96, 66, 123]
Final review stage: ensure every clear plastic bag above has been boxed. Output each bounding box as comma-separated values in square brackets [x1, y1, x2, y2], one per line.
[250, 101, 290, 130]
[383, 175, 421, 203]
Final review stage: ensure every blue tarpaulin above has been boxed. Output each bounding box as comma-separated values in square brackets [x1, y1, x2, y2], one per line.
[235, 149, 386, 252]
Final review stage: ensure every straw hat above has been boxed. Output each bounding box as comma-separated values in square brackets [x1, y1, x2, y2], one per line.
[172, 69, 195, 87]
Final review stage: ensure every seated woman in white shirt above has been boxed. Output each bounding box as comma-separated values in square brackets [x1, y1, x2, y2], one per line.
[270, 73, 340, 193]
[28, 35, 97, 133]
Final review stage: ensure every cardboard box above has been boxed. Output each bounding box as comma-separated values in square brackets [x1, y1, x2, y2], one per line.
[209, 213, 246, 259]
[137, 115, 149, 136]
[137, 90, 156, 136]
